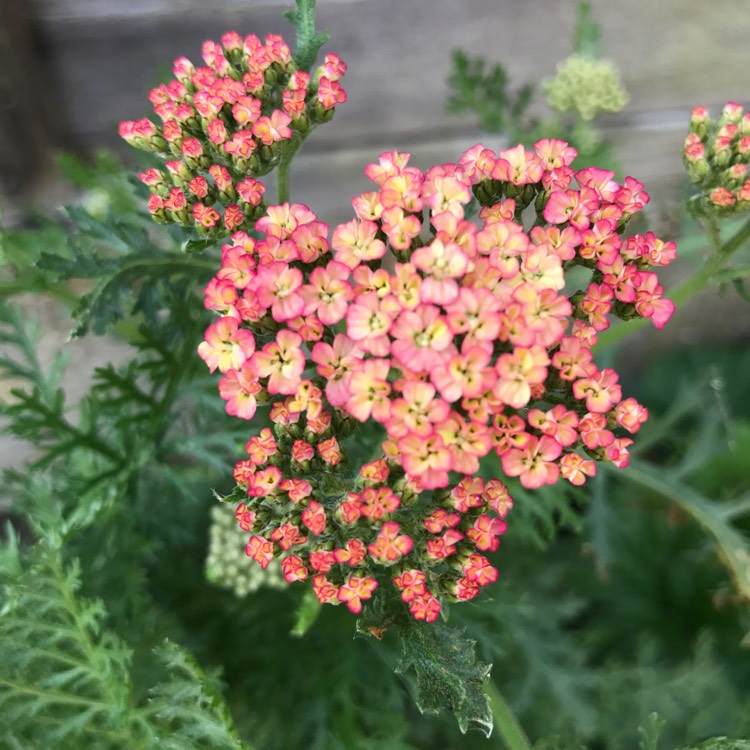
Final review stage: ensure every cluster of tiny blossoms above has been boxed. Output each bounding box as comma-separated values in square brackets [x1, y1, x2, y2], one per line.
[119, 32, 346, 237]
[543, 54, 628, 122]
[196, 139, 676, 622]
[206, 503, 286, 597]
[684, 102, 750, 214]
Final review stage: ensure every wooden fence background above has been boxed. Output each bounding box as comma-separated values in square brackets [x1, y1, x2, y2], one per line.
[3, 0, 750, 215]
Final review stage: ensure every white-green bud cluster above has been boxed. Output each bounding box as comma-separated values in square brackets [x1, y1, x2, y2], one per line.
[206, 504, 286, 597]
[543, 54, 628, 121]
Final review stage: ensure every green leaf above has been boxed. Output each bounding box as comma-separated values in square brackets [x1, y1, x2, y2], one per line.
[0, 544, 144, 747]
[290, 589, 322, 637]
[36, 249, 215, 337]
[0, 538, 259, 749]
[284, 0, 330, 72]
[639, 713, 666, 750]
[445, 49, 535, 138]
[395, 619, 492, 736]
[182, 237, 218, 254]
[149, 640, 253, 749]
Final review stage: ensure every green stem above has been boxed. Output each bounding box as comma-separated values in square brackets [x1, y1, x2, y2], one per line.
[594, 215, 750, 351]
[277, 135, 306, 204]
[705, 214, 723, 255]
[116, 255, 219, 273]
[486, 681, 533, 750]
[0, 280, 80, 308]
[618, 460, 750, 603]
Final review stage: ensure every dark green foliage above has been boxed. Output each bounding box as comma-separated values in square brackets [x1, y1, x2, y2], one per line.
[457, 569, 597, 737]
[0, 534, 251, 749]
[0, 539, 141, 748]
[445, 49, 535, 138]
[149, 641, 252, 750]
[444, 0, 622, 171]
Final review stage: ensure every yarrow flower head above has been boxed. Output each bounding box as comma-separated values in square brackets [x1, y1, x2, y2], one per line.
[543, 54, 628, 122]
[120, 32, 347, 239]
[684, 102, 750, 214]
[195, 139, 674, 623]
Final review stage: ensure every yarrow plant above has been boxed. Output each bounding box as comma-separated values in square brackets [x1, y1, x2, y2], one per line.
[123, 23, 675, 626]
[7, 0, 750, 744]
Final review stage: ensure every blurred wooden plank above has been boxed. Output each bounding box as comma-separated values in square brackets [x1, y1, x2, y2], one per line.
[12, 0, 748, 204]
[31, 0, 358, 22]
[0, 0, 58, 192]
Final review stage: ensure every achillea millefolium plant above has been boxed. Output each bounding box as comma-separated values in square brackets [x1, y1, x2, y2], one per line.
[120, 18, 676, 630]
[4, 0, 750, 744]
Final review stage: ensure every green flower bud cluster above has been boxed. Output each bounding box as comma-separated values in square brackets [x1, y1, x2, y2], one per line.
[206, 503, 286, 597]
[543, 54, 628, 122]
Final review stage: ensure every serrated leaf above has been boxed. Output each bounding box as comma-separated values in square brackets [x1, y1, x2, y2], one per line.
[394, 616, 493, 736]
[62, 205, 143, 253]
[0, 544, 137, 745]
[149, 640, 253, 750]
[445, 49, 536, 139]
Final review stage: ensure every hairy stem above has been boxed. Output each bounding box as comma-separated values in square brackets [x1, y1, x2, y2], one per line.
[277, 134, 306, 204]
[284, 0, 330, 73]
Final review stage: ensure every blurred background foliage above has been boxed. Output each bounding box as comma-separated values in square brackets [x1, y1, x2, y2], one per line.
[1, 1, 750, 748]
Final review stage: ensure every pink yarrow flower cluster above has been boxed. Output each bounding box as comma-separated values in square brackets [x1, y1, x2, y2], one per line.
[197, 139, 675, 622]
[119, 31, 347, 237]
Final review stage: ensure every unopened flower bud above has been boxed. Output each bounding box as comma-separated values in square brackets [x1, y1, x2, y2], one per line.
[709, 186, 736, 208]
[724, 163, 747, 187]
[719, 101, 744, 126]
[689, 105, 711, 139]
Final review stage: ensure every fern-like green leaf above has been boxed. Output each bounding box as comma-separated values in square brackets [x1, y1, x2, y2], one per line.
[148, 640, 253, 750]
[0, 543, 150, 748]
[36, 249, 216, 337]
[445, 49, 535, 138]
[0, 539, 257, 749]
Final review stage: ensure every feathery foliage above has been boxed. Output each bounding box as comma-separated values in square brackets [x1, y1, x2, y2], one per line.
[0, 533, 251, 749]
